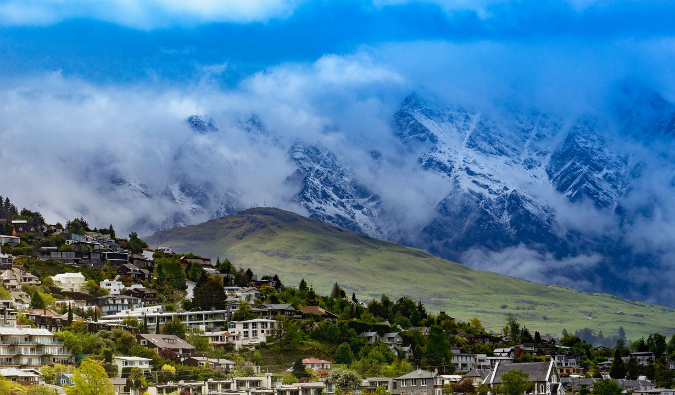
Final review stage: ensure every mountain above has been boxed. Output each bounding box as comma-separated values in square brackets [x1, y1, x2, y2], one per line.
[144, 207, 675, 339]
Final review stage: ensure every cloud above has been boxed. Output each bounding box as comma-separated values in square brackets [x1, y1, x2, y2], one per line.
[0, 0, 305, 28]
[460, 244, 602, 291]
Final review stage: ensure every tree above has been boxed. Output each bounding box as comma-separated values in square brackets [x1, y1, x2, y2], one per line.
[503, 314, 521, 345]
[274, 317, 302, 350]
[648, 333, 667, 357]
[108, 224, 116, 240]
[161, 317, 187, 340]
[30, 291, 45, 309]
[454, 381, 476, 394]
[609, 348, 626, 379]
[335, 342, 355, 365]
[331, 282, 345, 299]
[292, 359, 310, 379]
[126, 232, 148, 254]
[299, 279, 308, 291]
[591, 378, 623, 395]
[67, 359, 115, 395]
[193, 277, 227, 310]
[40, 365, 56, 384]
[65, 218, 89, 235]
[67, 304, 73, 327]
[328, 367, 361, 390]
[497, 370, 533, 395]
[534, 331, 542, 345]
[232, 302, 256, 321]
[625, 357, 639, 380]
[424, 325, 452, 366]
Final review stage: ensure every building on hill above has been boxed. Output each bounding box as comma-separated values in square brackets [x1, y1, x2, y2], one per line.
[11, 220, 44, 237]
[103, 251, 129, 266]
[51, 272, 86, 292]
[137, 334, 195, 359]
[0, 236, 20, 248]
[360, 332, 381, 344]
[113, 356, 152, 377]
[251, 303, 300, 318]
[99, 305, 234, 332]
[117, 263, 152, 282]
[483, 361, 563, 395]
[0, 327, 73, 367]
[0, 269, 40, 291]
[180, 256, 212, 268]
[1, 367, 40, 386]
[100, 279, 125, 295]
[302, 358, 332, 370]
[300, 306, 338, 322]
[227, 318, 278, 349]
[88, 295, 144, 315]
[123, 286, 158, 304]
[0, 254, 13, 270]
[183, 356, 236, 372]
[392, 369, 443, 395]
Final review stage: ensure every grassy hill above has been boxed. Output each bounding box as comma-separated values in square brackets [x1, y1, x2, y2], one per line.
[145, 207, 675, 339]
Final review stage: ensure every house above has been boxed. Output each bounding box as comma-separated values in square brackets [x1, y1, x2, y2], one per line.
[0, 254, 13, 270]
[1, 269, 40, 291]
[476, 354, 513, 369]
[360, 332, 382, 344]
[302, 358, 332, 370]
[56, 373, 74, 387]
[103, 251, 129, 267]
[451, 351, 477, 372]
[382, 332, 403, 345]
[123, 286, 158, 304]
[99, 306, 233, 332]
[113, 356, 152, 377]
[111, 378, 127, 394]
[462, 369, 491, 387]
[117, 264, 152, 282]
[251, 303, 300, 318]
[392, 369, 443, 395]
[51, 272, 86, 292]
[1, 368, 40, 386]
[11, 220, 44, 237]
[301, 306, 338, 321]
[0, 327, 72, 367]
[137, 334, 195, 357]
[250, 275, 279, 288]
[227, 318, 278, 349]
[183, 356, 236, 372]
[202, 330, 239, 346]
[180, 256, 212, 268]
[493, 348, 515, 358]
[629, 352, 655, 366]
[483, 361, 564, 395]
[362, 377, 395, 393]
[0, 236, 20, 247]
[100, 279, 125, 295]
[88, 295, 144, 315]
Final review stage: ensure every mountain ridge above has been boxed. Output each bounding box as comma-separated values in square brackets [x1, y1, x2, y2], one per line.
[144, 207, 675, 339]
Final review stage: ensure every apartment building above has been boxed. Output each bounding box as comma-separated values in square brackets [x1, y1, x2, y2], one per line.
[0, 327, 73, 368]
[227, 319, 277, 349]
[99, 305, 234, 332]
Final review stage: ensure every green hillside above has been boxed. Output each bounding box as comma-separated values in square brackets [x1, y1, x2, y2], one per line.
[145, 207, 675, 339]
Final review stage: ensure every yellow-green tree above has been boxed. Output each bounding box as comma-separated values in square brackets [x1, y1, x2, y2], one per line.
[67, 359, 114, 395]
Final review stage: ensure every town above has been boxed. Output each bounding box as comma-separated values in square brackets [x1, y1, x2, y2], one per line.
[0, 197, 674, 395]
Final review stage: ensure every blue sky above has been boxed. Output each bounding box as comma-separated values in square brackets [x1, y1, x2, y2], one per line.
[2, 0, 675, 89]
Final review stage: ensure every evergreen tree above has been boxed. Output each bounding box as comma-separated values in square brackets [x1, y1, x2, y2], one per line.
[108, 224, 116, 239]
[331, 282, 344, 299]
[306, 286, 318, 306]
[352, 293, 358, 304]
[609, 348, 626, 379]
[424, 325, 452, 367]
[292, 359, 309, 379]
[534, 331, 542, 344]
[193, 277, 227, 310]
[591, 378, 622, 395]
[335, 342, 355, 365]
[67, 304, 73, 326]
[30, 291, 45, 309]
[161, 317, 187, 340]
[299, 278, 308, 291]
[618, 327, 626, 340]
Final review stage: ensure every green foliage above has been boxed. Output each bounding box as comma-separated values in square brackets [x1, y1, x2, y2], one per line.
[299, 279, 308, 291]
[591, 379, 623, 395]
[273, 317, 302, 350]
[65, 218, 89, 235]
[380, 359, 413, 378]
[193, 277, 227, 310]
[161, 317, 188, 340]
[126, 232, 148, 254]
[121, 316, 140, 328]
[232, 302, 257, 321]
[648, 333, 667, 357]
[497, 370, 533, 395]
[328, 367, 361, 389]
[68, 359, 115, 395]
[292, 359, 309, 379]
[30, 291, 45, 309]
[155, 256, 187, 290]
[424, 325, 452, 367]
[609, 348, 626, 379]
[334, 342, 354, 365]
[625, 357, 639, 380]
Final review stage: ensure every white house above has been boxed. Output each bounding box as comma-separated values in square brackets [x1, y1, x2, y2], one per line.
[227, 318, 277, 349]
[302, 358, 332, 370]
[100, 279, 125, 295]
[51, 273, 86, 292]
[113, 356, 152, 377]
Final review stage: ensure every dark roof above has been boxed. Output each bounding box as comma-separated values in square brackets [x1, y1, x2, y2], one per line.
[138, 334, 195, 350]
[488, 362, 552, 384]
[397, 369, 437, 380]
[464, 369, 491, 380]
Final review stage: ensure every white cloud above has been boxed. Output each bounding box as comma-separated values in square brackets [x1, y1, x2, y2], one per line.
[0, 0, 305, 28]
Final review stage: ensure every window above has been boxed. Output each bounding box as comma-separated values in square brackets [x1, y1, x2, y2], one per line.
[243, 331, 249, 338]
[421, 379, 427, 386]
[252, 330, 258, 337]
[252, 322, 258, 329]
[140, 340, 147, 345]
[243, 323, 249, 329]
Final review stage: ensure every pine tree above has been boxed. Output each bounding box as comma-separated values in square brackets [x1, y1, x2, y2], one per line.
[299, 279, 308, 291]
[30, 291, 45, 309]
[67, 304, 73, 326]
[334, 342, 354, 365]
[609, 348, 627, 379]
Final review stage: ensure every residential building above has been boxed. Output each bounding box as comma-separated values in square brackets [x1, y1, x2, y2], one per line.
[451, 352, 477, 372]
[183, 356, 236, 372]
[202, 330, 239, 346]
[99, 306, 233, 332]
[137, 334, 195, 357]
[362, 377, 395, 393]
[462, 369, 491, 387]
[300, 306, 338, 321]
[382, 332, 403, 345]
[630, 352, 655, 366]
[123, 286, 158, 304]
[393, 369, 443, 395]
[1, 368, 40, 386]
[0, 254, 13, 270]
[56, 373, 74, 387]
[0, 236, 20, 247]
[227, 318, 278, 349]
[89, 295, 144, 315]
[117, 264, 152, 282]
[100, 279, 125, 295]
[0, 327, 73, 367]
[113, 356, 152, 377]
[476, 354, 513, 370]
[1, 269, 40, 291]
[251, 303, 299, 318]
[302, 358, 332, 370]
[103, 251, 129, 267]
[51, 273, 86, 292]
[360, 332, 381, 344]
[483, 361, 563, 395]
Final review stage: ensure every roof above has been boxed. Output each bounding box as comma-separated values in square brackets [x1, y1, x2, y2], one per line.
[113, 356, 153, 362]
[487, 362, 552, 384]
[397, 369, 438, 380]
[138, 334, 196, 350]
[303, 358, 332, 364]
[301, 306, 337, 316]
[110, 378, 127, 385]
[0, 327, 54, 336]
[0, 368, 39, 377]
[464, 369, 491, 380]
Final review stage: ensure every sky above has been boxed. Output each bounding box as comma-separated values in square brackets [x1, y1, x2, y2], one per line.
[3, 0, 675, 305]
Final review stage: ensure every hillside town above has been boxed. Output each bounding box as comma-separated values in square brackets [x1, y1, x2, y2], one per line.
[1, 198, 675, 395]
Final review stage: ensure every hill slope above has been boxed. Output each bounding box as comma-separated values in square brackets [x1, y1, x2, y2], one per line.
[145, 207, 675, 339]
